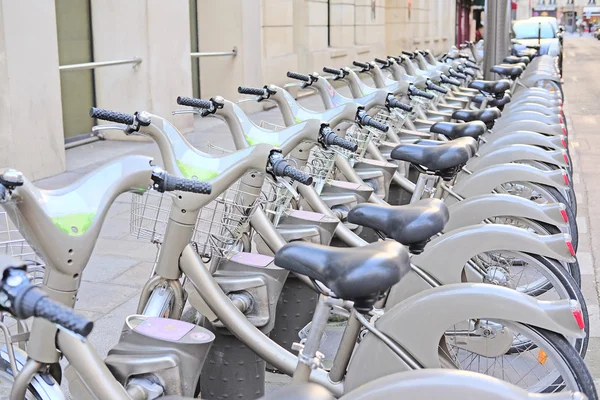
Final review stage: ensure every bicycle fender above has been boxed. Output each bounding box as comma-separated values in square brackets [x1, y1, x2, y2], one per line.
[466, 145, 568, 171]
[444, 194, 568, 232]
[344, 283, 584, 391]
[498, 112, 561, 125]
[494, 120, 563, 136]
[341, 369, 573, 400]
[452, 163, 569, 199]
[415, 224, 575, 280]
[482, 131, 565, 152]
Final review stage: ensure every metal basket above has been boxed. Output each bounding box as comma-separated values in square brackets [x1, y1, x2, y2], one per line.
[0, 211, 45, 284]
[371, 108, 409, 138]
[130, 179, 267, 265]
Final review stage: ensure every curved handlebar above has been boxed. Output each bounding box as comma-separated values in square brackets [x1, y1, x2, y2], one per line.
[441, 74, 461, 86]
[352, 61, 370, 70]
[0, 265, 93, 337]
[409, 86, 435, 100]
[268, 153, 313, 185]
[287, 71, 311, 82]
[323, 67, 343, 76]
[374, 58, 390, 67]
[357, 110, 389, 132]
[89, 107, 135, 125]
[151, 168, 212, 195]
[386, 96, 413, 112]
[238, 86, 268, 96]
[177, 96, 213, 109]
[320, 128, 358, 152]
[426, 80, 449, 94]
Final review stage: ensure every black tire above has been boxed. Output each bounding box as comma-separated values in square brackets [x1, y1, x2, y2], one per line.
[442, 322, 596, 398]
[267, 275, 318, 371]
[529, 326, 597, 398]
[513, 253, 588, 357]
[200, 323, 265, 400]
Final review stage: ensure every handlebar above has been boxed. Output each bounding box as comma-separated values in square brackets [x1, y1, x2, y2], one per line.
[0, 262, 93, 337]
[426, 80, 449, 94]
[89, 107, 135, 125]
[388, 55, 401, 62]
[449, 69, 467, 80]
[287, 71, 312, 82]
[356, 110, 389, 132]
[374, 58, 390, 68]
[441, 74, 461, 86]
[408, 85, 435, 100]
[177, 96, 214, 110]
[352, 61, 371, 70]
[386, 96, 413, 112]
[319, 127, 359, 152]
[151, 168, 212, 195]
[323, 67, 346, 77]
[238, 86, 269, 97]
[465, 60, 481, 70]
[268, 152, 313, 186]
[401, 51, 415, 58]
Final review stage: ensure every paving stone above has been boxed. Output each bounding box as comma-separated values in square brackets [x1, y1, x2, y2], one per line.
[110, 261, 155, 287]
[578, 252, 595, 276]
[74, 281, 140, 314]
[82, 254, 141, 283]
[93, 237, 160, 262]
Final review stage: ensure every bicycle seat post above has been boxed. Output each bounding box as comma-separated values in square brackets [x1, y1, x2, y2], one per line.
[291, 294, 335, 384]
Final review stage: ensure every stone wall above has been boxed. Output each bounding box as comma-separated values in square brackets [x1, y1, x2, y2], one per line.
[0, 0, 458, 179]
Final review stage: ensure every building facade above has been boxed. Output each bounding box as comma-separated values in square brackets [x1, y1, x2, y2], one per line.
[515, 0, 599, 30]
[0, 0, 459, 180]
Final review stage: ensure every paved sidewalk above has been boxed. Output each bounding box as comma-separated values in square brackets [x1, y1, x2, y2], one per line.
[561, 36, 600, 386]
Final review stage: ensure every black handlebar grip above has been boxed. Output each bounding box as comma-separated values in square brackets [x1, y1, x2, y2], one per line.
[449, 70, 467, 80]
[353, 61, 370, 69]
[238, 86, 267, 96]
[89, 107, 135, 125]
[387, 97, 413, 112]
[165, 175, 212, 195]
[441, 75, 461, 86]
[177, 96, 213, 109]
[14, 286, 93, 337]
[388, 55, 401, 62]
[287, 71, 311, 82]
[361, 115, 389, 132]
[374, 58, 390, 66]
[282, 166, 313, 186]
[465, 61, 481, 70]
[426, 81, 449, 94]
[409, 87, 435, 100]
[331, 136, 358, 152]
[402, 51, 414, 58]
[323, 67, 343, 75]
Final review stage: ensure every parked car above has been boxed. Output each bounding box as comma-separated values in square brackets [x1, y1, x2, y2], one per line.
[511, 17, 561, 56]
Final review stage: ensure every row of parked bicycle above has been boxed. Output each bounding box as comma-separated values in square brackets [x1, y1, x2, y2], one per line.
[0, 41, 593, 399]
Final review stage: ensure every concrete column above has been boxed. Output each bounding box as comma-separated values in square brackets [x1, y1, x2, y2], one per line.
[0, 0, 66, 180]
[91, 0, 194, 138]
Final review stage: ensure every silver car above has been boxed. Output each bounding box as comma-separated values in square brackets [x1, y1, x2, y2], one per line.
[511, 18, 561, 57]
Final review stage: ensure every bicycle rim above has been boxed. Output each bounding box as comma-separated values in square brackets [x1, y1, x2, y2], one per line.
[440, 321, 592, 396]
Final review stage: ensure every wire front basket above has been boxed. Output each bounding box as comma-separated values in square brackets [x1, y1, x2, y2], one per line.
[0, 211, 45, 284]
[130, 178, 267, 265]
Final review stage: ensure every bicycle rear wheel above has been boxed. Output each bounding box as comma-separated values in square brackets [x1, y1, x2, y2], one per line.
[440, 322, 596, 399]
